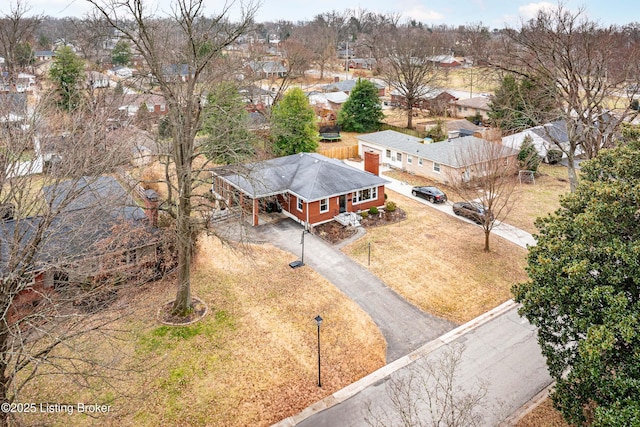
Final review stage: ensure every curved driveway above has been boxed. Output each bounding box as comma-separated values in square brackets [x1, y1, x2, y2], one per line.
[252, 218, 457, 363]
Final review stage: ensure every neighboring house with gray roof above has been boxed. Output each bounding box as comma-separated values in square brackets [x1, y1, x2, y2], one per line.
[501, 121, 570, 161]
[358, 130, 518, 184]
[321, 78, 386, 96]
[247, 60, 287, 78]
[453, 96, 491, 120]
[211, 153, 389, 227]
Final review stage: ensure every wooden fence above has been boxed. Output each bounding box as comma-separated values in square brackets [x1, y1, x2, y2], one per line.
[317, 145, 359, 160]
[379, 123, 427, 139]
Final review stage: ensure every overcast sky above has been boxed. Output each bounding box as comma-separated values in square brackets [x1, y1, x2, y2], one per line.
[14, 0, 639, 28]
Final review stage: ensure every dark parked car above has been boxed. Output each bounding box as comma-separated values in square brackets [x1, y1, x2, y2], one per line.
[411, 186, 447, 203]
[452, 202, 493, 224]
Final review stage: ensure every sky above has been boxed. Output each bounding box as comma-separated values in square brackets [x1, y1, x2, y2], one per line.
[10, 0, 639, 28]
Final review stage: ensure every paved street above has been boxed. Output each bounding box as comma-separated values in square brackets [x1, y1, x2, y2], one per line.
[281, 303, 552, 427]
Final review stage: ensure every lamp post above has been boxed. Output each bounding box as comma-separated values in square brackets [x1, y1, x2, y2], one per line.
[315, 315, 323, 387]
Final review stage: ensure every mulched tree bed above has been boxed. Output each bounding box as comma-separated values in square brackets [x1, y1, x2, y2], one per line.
[360, 207, 407, 228]
[313, 221, 358, 244]
[158, 297, 208, 325]
[313, 208, 407, 244]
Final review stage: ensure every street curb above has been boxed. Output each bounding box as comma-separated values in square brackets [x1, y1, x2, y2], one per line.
[272, 299, 519, 427]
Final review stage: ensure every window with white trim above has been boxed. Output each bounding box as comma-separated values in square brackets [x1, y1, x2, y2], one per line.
[297, 197, 303, 211]
[418, 158, 423, 166]
[407, 156, 412, 164]
[319, 198, 329, 213]
[386, 149, 391, 158]
[433, 162, 441, 173]
[352, 187, 378, 204]
[397, 152, 402, 162]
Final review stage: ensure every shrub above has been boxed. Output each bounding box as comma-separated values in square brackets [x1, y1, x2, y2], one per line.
[360, 211, 369, 219]
[385, 201, 396, 212]
[546, 149, 563, 165]
[368, 206, 379, 215]
[518, 134, 540, 173]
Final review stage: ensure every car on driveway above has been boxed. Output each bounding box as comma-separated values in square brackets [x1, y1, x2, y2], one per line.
[452, 201, 493, 224]
[411, 186, 447, 203]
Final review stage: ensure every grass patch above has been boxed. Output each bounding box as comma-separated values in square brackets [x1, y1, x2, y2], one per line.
[516, 398, 569, 427]
[21, 235, 385, 427]
[344, 189, 528, 323]
[384, 163, 571, 234]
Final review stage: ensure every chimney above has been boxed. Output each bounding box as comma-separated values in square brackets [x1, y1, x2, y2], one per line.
[143, 189, 159, 227]
[364, 150, 380, 176]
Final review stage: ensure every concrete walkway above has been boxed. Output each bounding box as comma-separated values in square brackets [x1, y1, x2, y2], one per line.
[251, 218, 457, 362]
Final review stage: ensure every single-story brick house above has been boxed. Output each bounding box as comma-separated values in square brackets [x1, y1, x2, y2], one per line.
[2, 176, 171, 323]
[358, 130, 518, 184]
[211, 153, 389, 227]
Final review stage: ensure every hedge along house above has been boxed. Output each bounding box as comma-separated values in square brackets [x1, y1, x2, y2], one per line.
[211, 153, 389, 228]
[358, 130, 518, 184]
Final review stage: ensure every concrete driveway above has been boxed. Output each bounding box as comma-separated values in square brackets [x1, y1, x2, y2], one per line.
[250, 218, 457, 363]
[344, 160, 537, 249]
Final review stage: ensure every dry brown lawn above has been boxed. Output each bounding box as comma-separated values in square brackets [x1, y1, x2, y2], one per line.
[516, 398, 569, 427]
[22, 236, 385, 426]
[384, 163, 571, 235]
[343, 189, 529, 324]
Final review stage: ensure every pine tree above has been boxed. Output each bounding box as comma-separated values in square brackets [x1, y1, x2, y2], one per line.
[270, 87, 318, 155]
[338, 78, 384, 133]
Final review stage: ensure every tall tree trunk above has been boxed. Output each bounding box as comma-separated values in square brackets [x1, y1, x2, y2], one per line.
[407, 103, 414, 129]
[484, 229, 491, 252]
[172, 140, 194, 316]
[566, 150, 579, 193]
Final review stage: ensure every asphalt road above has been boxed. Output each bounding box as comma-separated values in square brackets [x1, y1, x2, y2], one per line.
[253, 218, 457, 363]
[281, 304, 552, 427]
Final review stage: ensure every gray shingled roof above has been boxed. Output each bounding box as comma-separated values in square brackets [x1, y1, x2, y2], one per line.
[214, 153, 388, 202]
[358, 130, 518, 168]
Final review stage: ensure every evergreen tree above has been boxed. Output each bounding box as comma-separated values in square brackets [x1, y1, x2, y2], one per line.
[111, 40, 132, 66]
[517, 134, 540, 172]
[337, 78, 384, 133]
[49, 46, 85, 111]
[513, 140, 640, 425]
[270, 87, 318, 155]
[201, 83, 255, 164]
[488, 74, 556, 135]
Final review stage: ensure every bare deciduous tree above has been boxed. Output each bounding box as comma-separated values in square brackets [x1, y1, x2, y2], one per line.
[88, 0, 259, 316]
[446, 139, 519, 252]
[380, 26, 445, 129]
[0, 89, 161, 426]
[0, 1, 42, 84]
[476, 5, 640, 192]
[366, 344, 488, 427]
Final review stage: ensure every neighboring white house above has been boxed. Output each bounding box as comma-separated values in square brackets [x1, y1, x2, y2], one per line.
[502, 121, 570, 160]
[358, 130, 518, 184]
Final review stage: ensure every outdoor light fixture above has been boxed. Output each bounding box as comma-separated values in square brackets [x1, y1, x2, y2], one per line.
[315, 315, 323, 387]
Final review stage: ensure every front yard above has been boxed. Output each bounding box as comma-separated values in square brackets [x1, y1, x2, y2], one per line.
[21, 236, 385, 426]
[343, 189, 529, 324]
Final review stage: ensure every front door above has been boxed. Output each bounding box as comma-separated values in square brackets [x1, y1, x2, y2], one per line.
[339, 195, 346, 213]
